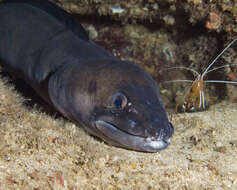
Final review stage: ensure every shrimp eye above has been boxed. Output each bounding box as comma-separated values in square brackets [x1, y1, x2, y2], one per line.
[110, 92, 127, 109]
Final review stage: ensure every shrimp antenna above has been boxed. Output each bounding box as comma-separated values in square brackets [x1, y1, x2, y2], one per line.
[204, 80, 237, 84]
[201, 38, 237, 79]
[162, 79, 194, 83]
[205, 63, 237, 75]
[162, 66, 200, 76]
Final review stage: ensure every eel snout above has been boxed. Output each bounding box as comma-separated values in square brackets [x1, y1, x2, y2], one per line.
[93, 120, 173, 152]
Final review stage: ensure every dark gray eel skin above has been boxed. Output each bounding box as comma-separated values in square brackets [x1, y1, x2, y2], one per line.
[0, 0, 174, 152]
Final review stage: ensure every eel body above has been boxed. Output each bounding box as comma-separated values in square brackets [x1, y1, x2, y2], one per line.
[0, 0, 174, 152]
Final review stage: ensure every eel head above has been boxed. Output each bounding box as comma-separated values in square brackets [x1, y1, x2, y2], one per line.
[49, 60, 174, 152]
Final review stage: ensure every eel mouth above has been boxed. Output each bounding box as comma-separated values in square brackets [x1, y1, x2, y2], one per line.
[93, 120, 171, 152]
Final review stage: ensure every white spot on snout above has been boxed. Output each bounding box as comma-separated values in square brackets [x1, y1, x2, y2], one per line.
[145, 136, 170, 149]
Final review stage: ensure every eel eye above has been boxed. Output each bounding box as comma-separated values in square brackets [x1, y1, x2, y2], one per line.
[110, 92, 127, 109]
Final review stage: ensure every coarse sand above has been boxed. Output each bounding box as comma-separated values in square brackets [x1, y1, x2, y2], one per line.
[0, 76, 237, 190]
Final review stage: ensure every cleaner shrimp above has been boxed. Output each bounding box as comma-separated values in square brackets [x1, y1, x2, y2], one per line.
[163, 37, 237, 112]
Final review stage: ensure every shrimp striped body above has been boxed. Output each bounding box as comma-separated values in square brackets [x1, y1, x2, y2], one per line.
[183, 75, 205, 112]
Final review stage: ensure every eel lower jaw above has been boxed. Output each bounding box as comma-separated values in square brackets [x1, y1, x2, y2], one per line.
[93, 120, 171, 152]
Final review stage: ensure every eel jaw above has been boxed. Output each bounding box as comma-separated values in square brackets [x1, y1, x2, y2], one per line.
[93, 120, 171, 152]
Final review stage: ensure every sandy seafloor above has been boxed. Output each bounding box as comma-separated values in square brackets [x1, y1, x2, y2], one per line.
[0, 75, 236, 190]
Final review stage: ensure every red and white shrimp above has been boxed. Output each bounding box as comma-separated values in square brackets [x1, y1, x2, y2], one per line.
[163, 38, 237, 112]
